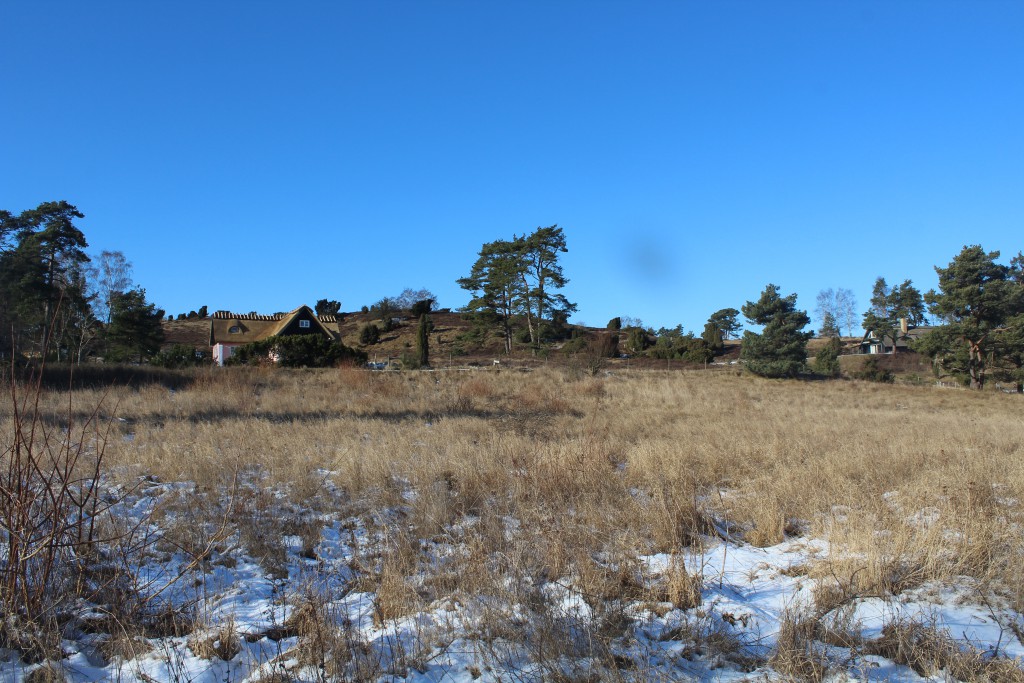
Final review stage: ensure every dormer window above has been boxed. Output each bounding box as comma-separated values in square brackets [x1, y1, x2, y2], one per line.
[229, 325, 241, 333]
[299, 320, 310, 328]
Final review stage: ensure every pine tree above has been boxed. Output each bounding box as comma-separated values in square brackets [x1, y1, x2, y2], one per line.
[814, 336, 842, 377]
[515, 226, 576, 347]
[862, 277, 928, 351]
[0, 201, 91, 358]
[105, 288, 165, 363]
[359, 323, 380, 345]
[626, 327, 648, 355]
[923, 245, 1024, 389]
[701, 321, 724, 355]
[417, 313, 430, 367]
[410, 299, 434, 317]
[740, 284, 812, 378]
[457, 239, 525, 354]
[315, 299, 341, 316]
[596, 331, 619, 358]
[708, 308, 741, 340]
[458, 226, 576, 352]
[819, 312, 840, 338]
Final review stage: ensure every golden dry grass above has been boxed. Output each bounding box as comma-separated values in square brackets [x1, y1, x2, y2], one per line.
[7, 368, 1024, 588]
[3, 365, 1023, 674]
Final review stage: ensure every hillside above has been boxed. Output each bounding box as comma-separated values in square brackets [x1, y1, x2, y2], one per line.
[162, 313, 940, 379]
[165, 311, 752, 372]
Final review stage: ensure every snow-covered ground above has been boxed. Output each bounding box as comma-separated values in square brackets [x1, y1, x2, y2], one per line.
[3, 474, 1022, 682]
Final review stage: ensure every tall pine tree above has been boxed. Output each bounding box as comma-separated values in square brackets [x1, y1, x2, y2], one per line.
[923, 245, 1024, 389]
[515, 226, 576, 347]
[457, 239, 525, 354]
[740, 284, 812, 378]
[105, 288, 165, 363]
[0, 201, 91, 359]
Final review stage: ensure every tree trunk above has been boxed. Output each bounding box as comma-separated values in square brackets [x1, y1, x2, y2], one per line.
[968, 340, 984, 390]
[535, 270, 546, 345]
[497, 309, 509, 352]
[41, 300, 53, 359]
[500, 292, 513, 355]
[517, 272, 537, 347]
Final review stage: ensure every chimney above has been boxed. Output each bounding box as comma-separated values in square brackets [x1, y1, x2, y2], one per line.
[900, 317, 909, 334]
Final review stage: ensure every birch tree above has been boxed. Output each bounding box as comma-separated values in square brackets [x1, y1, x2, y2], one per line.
[91, 250, 133, 324]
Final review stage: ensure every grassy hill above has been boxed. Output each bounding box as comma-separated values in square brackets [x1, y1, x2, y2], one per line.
[163, 312, 939, 380]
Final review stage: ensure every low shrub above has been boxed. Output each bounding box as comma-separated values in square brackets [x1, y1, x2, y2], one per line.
[151, 344, 209, 369]
[561, 335, 592, 356]
[227, 335, 366, 368]
[854, 356, 894, 383]
[813, 336, 842, 378]
[359, 323, 380, 345]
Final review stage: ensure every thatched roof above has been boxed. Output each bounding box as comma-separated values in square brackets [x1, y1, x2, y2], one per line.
[162, 318, 211, 349]
[210, 306, 340, 345]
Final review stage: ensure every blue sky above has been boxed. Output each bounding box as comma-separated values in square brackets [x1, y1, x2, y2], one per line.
[2, 1, 1022, 333]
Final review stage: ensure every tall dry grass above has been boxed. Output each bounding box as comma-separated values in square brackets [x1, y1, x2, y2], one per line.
[143, 371, 1013, 578]
[11, 367, 1023, 588]
[3, 365, 1022, 674]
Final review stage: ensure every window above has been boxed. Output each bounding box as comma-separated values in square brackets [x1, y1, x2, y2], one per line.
[299, 320, 310, 328]
[229, 325, 241, 333]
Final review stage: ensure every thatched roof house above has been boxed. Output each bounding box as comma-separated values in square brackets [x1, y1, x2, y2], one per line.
[860, 318, 936, 354]
[210, 305, 339, 365]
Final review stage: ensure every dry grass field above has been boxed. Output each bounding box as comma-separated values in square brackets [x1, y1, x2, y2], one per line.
[2, 365, 1023, 681]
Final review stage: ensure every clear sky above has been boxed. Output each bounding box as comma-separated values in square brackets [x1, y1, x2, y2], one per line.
[2, 1, 1022, 333]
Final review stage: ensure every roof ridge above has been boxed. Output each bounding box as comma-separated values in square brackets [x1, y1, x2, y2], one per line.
[211, 311, 282, 321]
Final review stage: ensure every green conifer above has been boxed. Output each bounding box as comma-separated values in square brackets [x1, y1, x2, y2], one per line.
[417, 313, 430, 367]
[740, 284, 812, 378]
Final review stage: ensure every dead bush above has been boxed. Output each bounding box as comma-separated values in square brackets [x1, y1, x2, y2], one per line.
[769, 607, 835, 682]
[653, 554, 704, 611]
[233, 487, 289, 579]
[645, 484, 715, 552]
[0, 364, 157, 665]
[96, 632, 153, 662]
[188, 618, 241, 661]
[23, 662, 66, 683]
[866, 618, 1024, 682]
[576, 551, 646, 605]
[0, 614, 63, 664]
[746, 502, 786, 548]
[372, 532, 424, 625]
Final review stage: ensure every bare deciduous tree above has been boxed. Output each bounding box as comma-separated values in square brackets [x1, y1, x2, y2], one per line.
[393, 288, 437, 311]
[816, 287, 857, 337]
[90, 250, 133, 324]
[835, 288, 857, 337]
